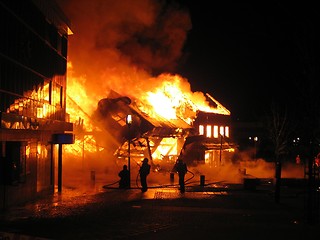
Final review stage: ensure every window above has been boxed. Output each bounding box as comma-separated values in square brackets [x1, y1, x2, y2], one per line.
[219, 126, 224, 136]
[206, 125, 212, 138]
[225, 126, 230, 138]
[199, 125, 204, 135]
[51, 82, 62, 107]
[213, 125, 219, 138]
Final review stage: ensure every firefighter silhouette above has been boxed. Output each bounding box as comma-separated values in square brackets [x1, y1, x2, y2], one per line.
[139, 158, 151, 192]
[118, 165, 130, 189]
[173, 158, 188, 193]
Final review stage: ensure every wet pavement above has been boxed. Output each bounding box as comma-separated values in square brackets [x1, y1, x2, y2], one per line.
[0, 178, 319, 240]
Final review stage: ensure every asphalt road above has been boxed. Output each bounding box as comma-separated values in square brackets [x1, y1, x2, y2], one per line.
[0, 181, 319, 240]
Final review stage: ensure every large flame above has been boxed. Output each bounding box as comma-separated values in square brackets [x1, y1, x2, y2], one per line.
[65, 62, 230, 157]
[66, 66, 229, 129]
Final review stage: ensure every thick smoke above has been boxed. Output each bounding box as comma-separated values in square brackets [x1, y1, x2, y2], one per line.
[57, 0, 191, 98]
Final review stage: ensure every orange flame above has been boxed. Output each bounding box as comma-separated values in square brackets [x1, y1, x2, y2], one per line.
[65, 61, 230, 156]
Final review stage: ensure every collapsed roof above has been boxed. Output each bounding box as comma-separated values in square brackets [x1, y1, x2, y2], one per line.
[91, 90, 234, 165]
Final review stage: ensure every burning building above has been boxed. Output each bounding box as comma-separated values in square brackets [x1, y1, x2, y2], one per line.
[68, 79, 236, 175]
[0, 0, 73, 210]
[49, 0, 239, 187]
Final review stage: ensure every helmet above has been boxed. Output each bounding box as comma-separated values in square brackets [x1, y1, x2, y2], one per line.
[143, 158, 148, 163]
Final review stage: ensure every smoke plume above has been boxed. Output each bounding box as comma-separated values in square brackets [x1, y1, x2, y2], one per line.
[57, 0, 191, 98]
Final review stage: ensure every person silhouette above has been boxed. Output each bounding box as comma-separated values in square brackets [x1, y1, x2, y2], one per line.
[139, 158, 151, 192]
[118, 164, 130, 189]
[173, 158, 188, 193]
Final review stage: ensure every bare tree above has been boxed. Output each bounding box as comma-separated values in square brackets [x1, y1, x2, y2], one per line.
[263, 102, 295, 203]
[275, 3, 320, 222]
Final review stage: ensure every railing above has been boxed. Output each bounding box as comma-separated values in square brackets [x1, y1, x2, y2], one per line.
[0, 89, 68, 121]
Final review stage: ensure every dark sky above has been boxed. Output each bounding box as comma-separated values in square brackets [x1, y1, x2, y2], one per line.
[174, 1, 319, 121]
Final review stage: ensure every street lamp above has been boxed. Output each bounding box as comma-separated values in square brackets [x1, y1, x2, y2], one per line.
[249, 136, 258, 160]
[126, 114, 132, 188]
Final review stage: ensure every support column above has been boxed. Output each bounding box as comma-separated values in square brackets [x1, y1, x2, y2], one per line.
[58, 144, 63, 193]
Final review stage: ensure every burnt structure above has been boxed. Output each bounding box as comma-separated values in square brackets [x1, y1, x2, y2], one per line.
[94, 90, 236, 170]
[0, 0, 73, 210]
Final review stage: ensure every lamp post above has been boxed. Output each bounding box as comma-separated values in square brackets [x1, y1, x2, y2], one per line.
[248, 136, 258, 160]
[219, 133, 224, 165]
[126, 114, 132, 188]
[253, 136, 258, 160]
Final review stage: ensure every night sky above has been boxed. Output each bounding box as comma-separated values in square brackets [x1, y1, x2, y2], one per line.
[174, 1, 320, 121]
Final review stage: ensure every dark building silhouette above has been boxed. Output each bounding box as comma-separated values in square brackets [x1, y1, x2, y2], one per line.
[0, 0, 73, 210]
[189, 110, 235, 166]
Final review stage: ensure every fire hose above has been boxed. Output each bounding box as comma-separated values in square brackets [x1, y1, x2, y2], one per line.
[102, 169, 197, 190]
[134, 169, 195, 189]
[185, 170, 195, 184]
[102, 180, 120, 189]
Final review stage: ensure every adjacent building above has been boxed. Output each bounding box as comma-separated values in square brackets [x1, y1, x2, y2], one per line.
[0, 0, 73, 210]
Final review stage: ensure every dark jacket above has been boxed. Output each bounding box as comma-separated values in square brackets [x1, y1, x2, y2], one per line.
[174, 160, 187, 176]
[139, 162, 150, 176]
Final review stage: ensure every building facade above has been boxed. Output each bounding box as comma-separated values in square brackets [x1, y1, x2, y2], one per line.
[188, 111, 236, 166]
[0, 0, 73, 210]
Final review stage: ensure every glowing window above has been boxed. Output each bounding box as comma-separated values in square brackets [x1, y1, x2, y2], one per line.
[43, 82, 50, 102]
[220, 126, 224, 136]
[51, 82, 62, 107]
[225, 126, 230, 137]
[213, 125, 219, 138]
[206, 125, 212, 138]
[199, 125, 204, 135]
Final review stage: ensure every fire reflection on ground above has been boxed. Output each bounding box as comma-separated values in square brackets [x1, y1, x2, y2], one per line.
[1, 170, 232, 222]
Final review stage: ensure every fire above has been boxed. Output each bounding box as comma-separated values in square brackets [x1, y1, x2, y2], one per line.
[66, 62, 98, 132]
[64, 63, 105, 154]
[136, 74, 230, 125]
[64, 62, 230, 157]
[56, 0, 232, 163]
[6, 79, 63, 119]
[147, 90, 179, 120]
[142, 74, 198, 124]
[152, 137, 178, 160]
